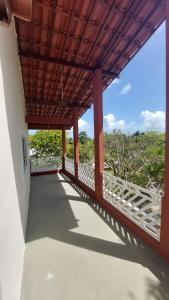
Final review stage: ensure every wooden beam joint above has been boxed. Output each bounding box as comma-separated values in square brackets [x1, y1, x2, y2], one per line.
[25, 116, 73, 126]
[26, 100, 90, 109]
[28, 123, 71, 130]
[19, 51, 119, 78]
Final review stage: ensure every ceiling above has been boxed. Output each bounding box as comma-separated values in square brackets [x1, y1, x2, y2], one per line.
[15, 0, 165, 129]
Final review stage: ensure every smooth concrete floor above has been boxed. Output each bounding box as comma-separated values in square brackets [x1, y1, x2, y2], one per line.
[21, 173, 169, 300]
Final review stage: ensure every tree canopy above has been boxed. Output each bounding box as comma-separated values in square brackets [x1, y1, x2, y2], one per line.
[29, 130, 62, 157]
[104, 130, 165, 191]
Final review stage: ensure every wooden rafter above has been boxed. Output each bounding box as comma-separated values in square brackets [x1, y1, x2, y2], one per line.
[19, 51, 119, 78]
[25, 116, 74, 125]
[28, 123, 71, 130]
[26, 100, 90, 109]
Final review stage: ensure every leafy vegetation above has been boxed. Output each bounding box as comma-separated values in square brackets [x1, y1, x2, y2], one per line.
[79, 131, 94, 163]
[29, 129, 165, 191]
[104, 130, 165, 191]
[29, 130, 62, 157]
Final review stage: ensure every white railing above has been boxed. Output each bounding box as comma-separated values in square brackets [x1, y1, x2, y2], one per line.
[31, 156, 62, 173]
[103, 172, 161, 241]
[65, 157, 75, 176]
[78, 163, 95, 190]
[31, 156, 162, 240]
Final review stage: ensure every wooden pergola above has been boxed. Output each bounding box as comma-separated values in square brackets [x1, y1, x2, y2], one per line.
[1, 0, 168, 262]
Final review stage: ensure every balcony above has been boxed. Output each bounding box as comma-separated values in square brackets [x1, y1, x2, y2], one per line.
[21, 164, 169, 300]
[15, 0, 169, 264]
[31, 156, 162, 241]
[0, 1, 169, 300]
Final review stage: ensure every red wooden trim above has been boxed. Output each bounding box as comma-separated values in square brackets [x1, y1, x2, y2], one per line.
[73, 118, 79, 179]
[62, 169, 169, 263]
[62, 130, 66, 170]
[99, 197, 169, 262]
[25, 116, 73, 125]
[31, 169, 62, 176]
[0, 0, 32, 24]
[26, 100, 90, 109]
[93, 69, 104, 201]
[160, 1, 169, 261]
[28, 124, 71, 130]
[11, 0, 32, 21]
[19, 51, 118, 78]
[63, 170, 96, 199]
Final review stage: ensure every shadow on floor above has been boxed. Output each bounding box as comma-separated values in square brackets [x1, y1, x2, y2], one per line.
[62, 173, 169, 300]
[26, 173, 169, 300]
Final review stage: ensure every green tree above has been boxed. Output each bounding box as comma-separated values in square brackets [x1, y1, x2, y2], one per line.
[66, 140, 74, 158]
[79, 131, 89, 144]
[65, 131, 94, 162]
[29, 130, 62, 157]
[78, 131, 94, 162]
[80, 139, 94, 163]
[104, 130, 165, 190]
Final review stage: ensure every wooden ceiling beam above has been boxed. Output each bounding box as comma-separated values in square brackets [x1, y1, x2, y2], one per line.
[28, 123, 71, 130]
[19, 51, 118, 78]
[26, 100, 90, 109]
[25, 116, 74, 125]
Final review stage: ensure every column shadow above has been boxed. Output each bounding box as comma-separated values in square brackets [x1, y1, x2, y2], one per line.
[26, 173, 169, 300]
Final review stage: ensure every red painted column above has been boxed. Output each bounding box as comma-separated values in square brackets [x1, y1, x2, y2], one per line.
[62, 129, 66, 170]
[93, 69, 104, 201]
[73, 118, 79, 179]
[160, 2, 169, 261]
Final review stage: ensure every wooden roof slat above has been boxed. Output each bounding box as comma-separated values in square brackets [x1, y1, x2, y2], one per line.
[26, 100, 90, 109]
[28, 124, 71, 130]
[25, 116, 74, 125]
[15, 0, 165, 128]
[19, 51, 118, 77]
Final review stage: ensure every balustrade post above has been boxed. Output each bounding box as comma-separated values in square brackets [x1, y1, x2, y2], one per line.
[160, 1, 169, 261]
[73, 117, 79, 180]
[93, 68, 104, 201]
[62, 129, 66, 171]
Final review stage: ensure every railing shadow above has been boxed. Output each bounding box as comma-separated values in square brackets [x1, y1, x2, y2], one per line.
[61, 173, 169, 300]
[26, 173, 169, 300]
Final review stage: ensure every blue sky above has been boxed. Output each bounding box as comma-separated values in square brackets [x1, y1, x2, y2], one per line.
[77, 22, 166, 137]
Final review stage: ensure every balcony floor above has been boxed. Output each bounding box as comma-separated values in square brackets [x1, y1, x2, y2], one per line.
[21, 173, 169, 300]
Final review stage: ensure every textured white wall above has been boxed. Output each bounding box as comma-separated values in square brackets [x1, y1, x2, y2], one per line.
[0, 21, 30, 300]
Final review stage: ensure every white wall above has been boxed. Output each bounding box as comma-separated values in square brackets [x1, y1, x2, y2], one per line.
[0, 21, 30, 300]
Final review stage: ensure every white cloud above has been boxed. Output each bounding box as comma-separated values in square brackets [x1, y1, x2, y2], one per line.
[67, 110, 165, 138]
[141, 110, 165, 131]
[66, 128, 73, 137]
[104, 113, 125, 131]
[112, 78, 120, 85]
[66, 118, 89, 138]
[78, 118, 89, 130]
[119, 83, 132, 95]
[108, 78, 120, 88]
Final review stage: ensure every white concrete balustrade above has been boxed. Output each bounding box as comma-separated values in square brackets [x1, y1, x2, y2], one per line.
[65, 157, 75, 176]
[31, 156, 62, 173]
[78, 162, 95, 190]
[103, 173, 161, 241]
[31, 156, 162, 241]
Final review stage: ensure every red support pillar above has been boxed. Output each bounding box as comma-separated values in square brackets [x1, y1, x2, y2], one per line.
[73, 118, 79, 179]
[160, 2, 169, 261]
[93, 69, 104, 201]
[62, 129, 66, 170]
